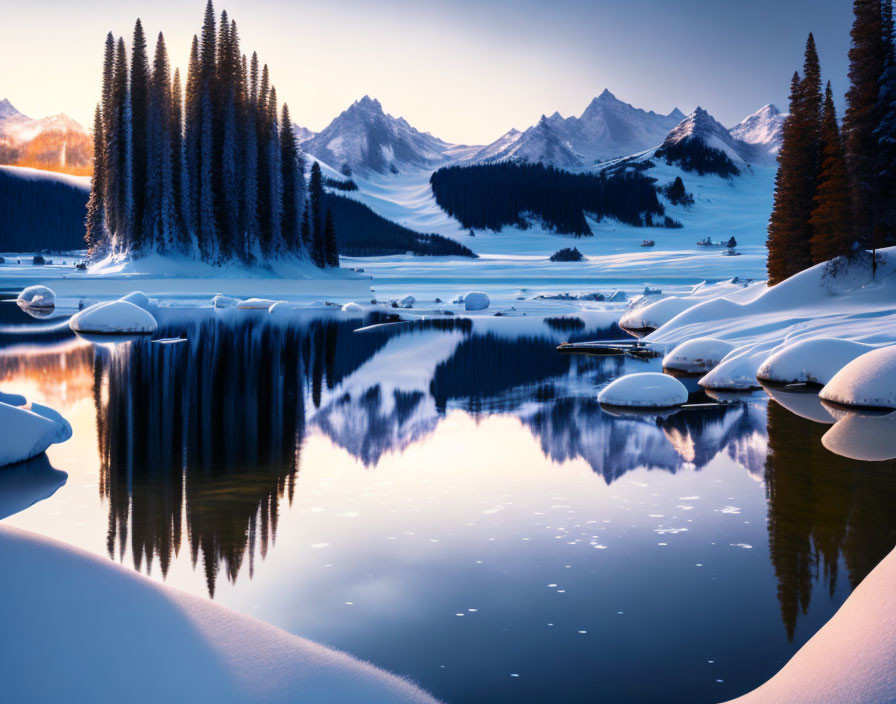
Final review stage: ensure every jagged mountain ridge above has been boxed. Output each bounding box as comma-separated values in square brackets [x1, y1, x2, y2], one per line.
[0, 99, 92, 173]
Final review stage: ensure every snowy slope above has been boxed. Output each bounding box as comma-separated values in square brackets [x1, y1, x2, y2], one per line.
[657, 107, 753, 169]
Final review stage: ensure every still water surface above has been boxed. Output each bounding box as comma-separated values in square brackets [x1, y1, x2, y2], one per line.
[1, 299, 895, 703]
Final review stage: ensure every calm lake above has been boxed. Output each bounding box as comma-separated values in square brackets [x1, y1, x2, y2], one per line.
[1, 296, 894, 704]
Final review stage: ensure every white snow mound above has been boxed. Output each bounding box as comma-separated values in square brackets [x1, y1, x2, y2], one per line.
[463, 291, 490, 311]
[699, 343, 773, 390]
[663, 337, 734, 373]
[0, 401, 71, 467]
[341, 302, 364, 313]
[819, 345, 896, 409]
[17, 285, 55, 308]
[598, 372, 688, 408]
[119, 291, 151, 310]
[757, 337, 875, 385]
[238, 298, 278, 310]
[69, 300, 158, 334]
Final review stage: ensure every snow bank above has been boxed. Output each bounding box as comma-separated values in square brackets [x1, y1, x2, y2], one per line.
[213, 293, 241, 309]
[17, 285, 55, 309]
[821, 408, 896, 462]
[238, 298, 278, 310]
[0, 524, 439, 704]
[662, 337, 734, 373]
[342, 302, 364, 313]
[598, 372, 688, 408]
[463, 291, 490, 311]
[698, 343, 773, 390]
[620, 296, 695, 331]
[69, 300, 158, 334]
[757, 337, 875, 386]
[0, 400, 71, 467]
[819, 345, 896, 410]
[726, 546, 896, 703]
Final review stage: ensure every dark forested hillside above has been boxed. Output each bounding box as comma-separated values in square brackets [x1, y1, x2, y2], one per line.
[325, 193, 476, 257]
[429, 162, 670, 236]
[0, 169, 89, 251]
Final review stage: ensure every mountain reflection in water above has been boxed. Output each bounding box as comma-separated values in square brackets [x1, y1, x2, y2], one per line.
[2, 312, 895, 645]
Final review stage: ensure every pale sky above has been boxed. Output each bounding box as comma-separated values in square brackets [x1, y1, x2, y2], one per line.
[0, 0, 851, 145]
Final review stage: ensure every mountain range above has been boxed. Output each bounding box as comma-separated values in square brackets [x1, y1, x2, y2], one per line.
[0, 99, 92, 174]
[296, 90, 784, 176]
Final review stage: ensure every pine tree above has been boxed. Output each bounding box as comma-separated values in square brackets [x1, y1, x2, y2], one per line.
[266, 86, 283, 251]
[280, 104, 302, 252]
[144, 32, 175, 251]
[130, 19, 150, 249]
[256, 64, 271, 249]
[86, 104, 107, 258]
[875, 0, 896, 246]
[242, 52, 259, 258]
[300, 206, 311, 248]
[106, 37, 131, 248]
[184, 35, 201, 240]
[843, 0, 886, 247]
[217, 12, 240, 257]
[810, 83, 855, 263]
[324, 208, 339, 267]
[767, 73, 806, 284]
[171, 68, 189, 249]
[309, 161, 325, 267]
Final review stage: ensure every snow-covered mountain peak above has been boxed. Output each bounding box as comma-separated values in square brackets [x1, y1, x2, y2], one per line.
[668, 107, 686, 122]
[0, 98, 24, 120]
[301, 96, 454, 175]
[729, 104, 785, 163]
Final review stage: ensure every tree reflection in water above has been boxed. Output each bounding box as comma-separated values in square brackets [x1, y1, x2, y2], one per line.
[763, 399, 896, 639]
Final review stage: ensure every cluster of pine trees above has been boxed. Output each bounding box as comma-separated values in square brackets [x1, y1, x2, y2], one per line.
[429, 162, 669, 236]
[85, 1, 338, 268]
[768, 2, 896, 284]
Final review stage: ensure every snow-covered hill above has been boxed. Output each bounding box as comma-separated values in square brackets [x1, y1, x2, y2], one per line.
[301, 96, 456, 176]
[0, 99, 92, 173]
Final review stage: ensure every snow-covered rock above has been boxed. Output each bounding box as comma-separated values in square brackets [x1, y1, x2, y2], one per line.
[398, 295, 415, 309]
[757, 337, 875, 386]
[663, 337, 734, 374]
[69, 300, 158, 334]
[17, 285, 55, 308]
[341, 302, 364, 313]
[819, 345, 896, 410]
[0, 400, 71, 467]
[698, 343, 772, 390]
[119, 290, 151, 310]
[598, 372, 688, 408]
[238, 298, 278, 310]
[607, 290, 627, 302]
[212, 293, 241, 309]
[463, 291, 490, 311]
[726, 545, 896, 704]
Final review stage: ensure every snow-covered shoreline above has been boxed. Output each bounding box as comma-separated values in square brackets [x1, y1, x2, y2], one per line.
[0, 523, 440, 704]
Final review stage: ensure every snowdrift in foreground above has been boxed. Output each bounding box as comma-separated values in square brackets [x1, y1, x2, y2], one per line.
[727, 545, 896, 704]
[70, 300, 158, 334]
[598, 372, 688, 408]
[819, 345, 896, 410]
[0, 398, 71, 467]
[662, 337, 734, 373]
[757, 337, 875, 386]
[0, 524, 440, 704]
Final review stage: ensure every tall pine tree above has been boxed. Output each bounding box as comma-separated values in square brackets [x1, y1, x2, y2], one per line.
[324, 208, 339, 267]
[86, 104, 107, 257]
[309, 161, 325, 267]
[874, 0, 896, 246]
[280, 104, 302, 251]
[130, 19, 150, 249]
[843, 0, 886, 247]
[810, 83, 854, 263]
